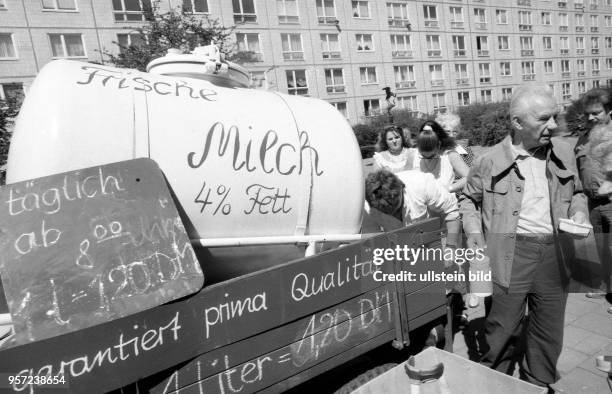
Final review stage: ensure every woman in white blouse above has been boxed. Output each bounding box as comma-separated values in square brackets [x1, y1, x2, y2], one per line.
[372, 125, 411, 173]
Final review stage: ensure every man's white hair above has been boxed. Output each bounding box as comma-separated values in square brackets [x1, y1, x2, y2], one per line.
[509, 83, 555, 120]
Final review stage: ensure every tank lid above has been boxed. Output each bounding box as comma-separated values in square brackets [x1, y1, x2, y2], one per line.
[146, 44, 250, 88]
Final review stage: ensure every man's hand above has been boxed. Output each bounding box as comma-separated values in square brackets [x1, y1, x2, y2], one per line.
[570, 211, 588, 225]
[466, 232, 486, 250]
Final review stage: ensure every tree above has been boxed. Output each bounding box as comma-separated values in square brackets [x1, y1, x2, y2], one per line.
[0, 95, 22, 185]
[102, 4, 254, 71]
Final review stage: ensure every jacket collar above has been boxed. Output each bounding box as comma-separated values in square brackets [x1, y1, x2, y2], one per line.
[491, 135, 568, 177]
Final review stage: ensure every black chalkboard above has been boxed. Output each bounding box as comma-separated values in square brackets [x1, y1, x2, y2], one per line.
[0, 158, 204, 347]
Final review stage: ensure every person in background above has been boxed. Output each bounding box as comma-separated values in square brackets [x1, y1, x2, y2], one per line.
[435, 112, 475, 170]
[406, 121, 470, 194]
[461, 83, 589, 391]
[575, 88, 612, 301]
[372, 125, 411, 173]
[383, 87, 397, 120]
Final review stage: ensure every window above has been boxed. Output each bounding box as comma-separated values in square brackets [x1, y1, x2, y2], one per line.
[480, 89, 492, 103]
[592, 58, 600, 73]
[356, 34, 373, 51]
[394, 65, 416, 89]
[316, 0, 336, 24]
[521, 61, 535, 80]
[352, 1, 369, 18]
[324, 68, 345, 93]
[281, 33, 303, 60]
[233, 0, 257, 23]
[607, 37, 612, 48]
[543, 36, 552, 50]
[286, 70, 307, 95]
[590, 14, 599, 31]
[592, 37, 600, 54]
[476, 36, 489, 56]
[575, 13, 584, 30]
[578, 81, 586, 94]
[429, 64, 444, 86]
[277, 0, 298, 23]
[548, 84, 555, 96]
[0, 33, 17, 59]
[474, 8, 487, 29]
[590, 0, 599, 8]
[432, 93, 446, 113]
[387, 3, 409, 27]
[363, 99, 380, 117]
[502, 87, 513, 101]
[607, 58, 612, 69]
[42, 0, 77, 11]
[576, 36, 585, 53]
[117, 33, 144, 52]
[544, 60, 554, 73]
[518, 11, 532, 29]
[49, 33, 85, 58]
[452, 36, 466, 57]
[541, 12, 551, 25]
[495, 9, 508, 24]
[577, 59, 586, 75]
[560, 36, 569, 54]
[112, 0, 152, 22]
[250, 71, 266, 89]
[562, 83, 571, 100]
[497, 36, 509, 50]
[520, 36, 533, 55]
[449, 7, 464, 28]
[559, 13, 568, 30]
[423, 5, 439, 27]
[390, 34, 412, 58]
[183, 0, 208, 13]
[330, 102, 348, 118]
[320, 33, 340, 59]
[500, 61, 512, 76]
[360, 67, 377, 84]
[605, 15, 612, 27]
[397, 95, 418, 111]
[457, 91, 470, 106]
[426, 35, 441, 57]
[455, 63, 469, 84]
[561, 59, 570, 73]
[0, 0, 6, 9]
[479, 63, 491, 83]
[593, 80, 600, 88]
[236, 33, 261, 60]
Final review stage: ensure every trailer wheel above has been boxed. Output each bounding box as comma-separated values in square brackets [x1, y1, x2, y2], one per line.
[334, 363, 398, 394]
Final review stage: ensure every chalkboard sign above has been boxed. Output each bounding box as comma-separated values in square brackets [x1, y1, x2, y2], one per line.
[0, 158, 204, 347]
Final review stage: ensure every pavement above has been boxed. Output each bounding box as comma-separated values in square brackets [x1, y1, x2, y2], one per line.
[452, 293, 612, 393]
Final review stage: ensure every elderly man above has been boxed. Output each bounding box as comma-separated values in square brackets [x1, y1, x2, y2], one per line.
[575, 88, 612, 299]
[460, 84, 589, 390]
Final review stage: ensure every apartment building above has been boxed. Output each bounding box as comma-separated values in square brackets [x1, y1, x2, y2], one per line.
[1, 0, 612, 122]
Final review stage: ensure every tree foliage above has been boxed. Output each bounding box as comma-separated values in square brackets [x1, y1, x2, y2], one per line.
[564, 97, 588, 137]
[457, 102, 512, 146]
[0, 95, 22, 185]
[102, 4, 251, 71]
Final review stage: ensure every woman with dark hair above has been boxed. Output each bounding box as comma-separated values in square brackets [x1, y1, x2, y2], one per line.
[406, 120, 469, 193]
[372, 125, 411, 173]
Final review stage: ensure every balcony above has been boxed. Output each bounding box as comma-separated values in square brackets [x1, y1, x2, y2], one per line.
[593, 70, 600, 76]
[477, 49, 490, 56]
[456, 78, 469, 85]
[451, 21, 464, 28]
[591, 26, 599, 32]
[326, 86, 345, 93]
[282, 52, 304, 60]
[454, 49, 466, 57]
[577, 48, 585, 54]
[424, 20, 439, 28]
[558, 1, 567, 8]
[427, 49, 442, 57]
[392, 50, 413, 58]
[576, 26, 584, 31]
[318, 16, 339, 24]
[475, 22, 487, 29]
[519, 24, 532, 31]
[575, 2, 585, 8]
[560, 49, 569, 54]
[234, 13, 257, 23]
[278, 15, 299, 23]
[518, 0, 531, 5]
[562, 71, 571, 78]
[479, 77, 491, 83]
[396, 81, 416, 89]
[559, 25, 568, 31]
[388, 18, 410, 27]
[431, 79, 445, 87]
[521, 49, 534, 56]
[592, 48, 600, 54]
[590, 3, 598, 9]
[563, 94, 572, 100]
[578, 70, 586, 76]
[523, 73, 536, 80]
[322, 51, 341, 59]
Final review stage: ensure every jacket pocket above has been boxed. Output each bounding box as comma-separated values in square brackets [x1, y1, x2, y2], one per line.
[485, 179, 509, 214]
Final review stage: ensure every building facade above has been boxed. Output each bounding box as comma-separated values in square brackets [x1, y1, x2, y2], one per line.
[1, 0, 612, 122]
